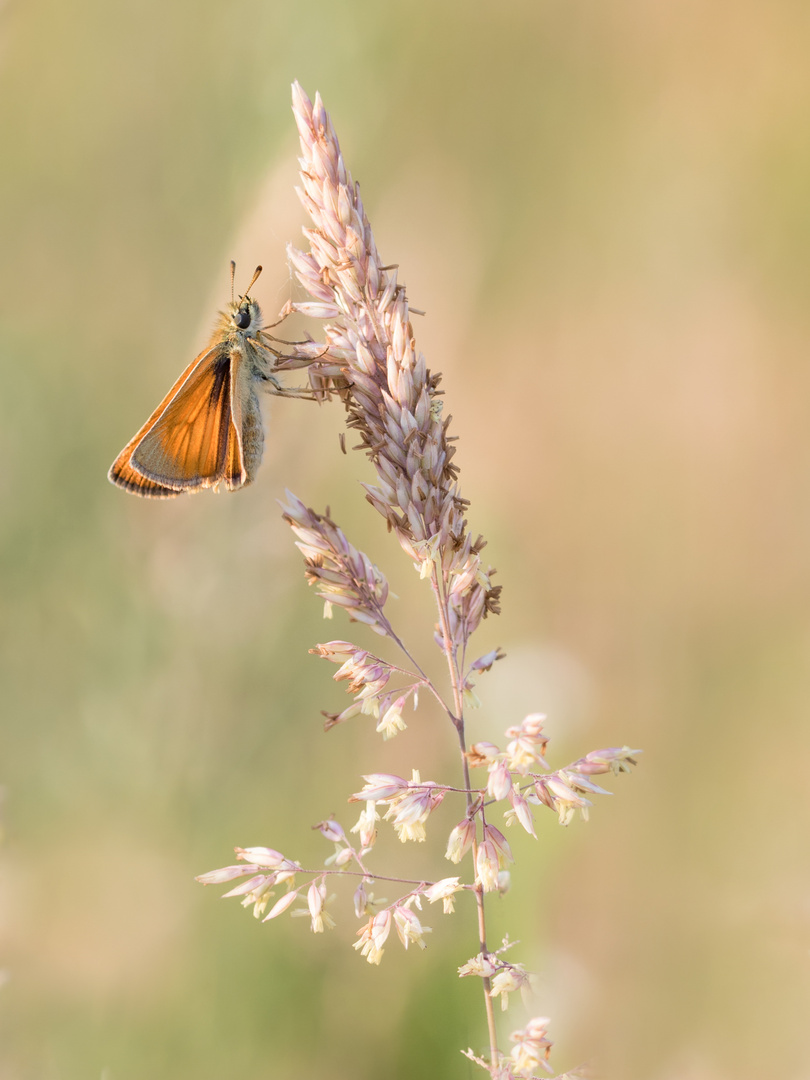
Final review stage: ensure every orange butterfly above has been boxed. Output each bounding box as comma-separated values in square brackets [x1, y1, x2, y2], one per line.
[109, 265, 312, 498]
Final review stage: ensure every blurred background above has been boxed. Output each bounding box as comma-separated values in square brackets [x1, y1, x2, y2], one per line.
[2, 0, 810, 1077]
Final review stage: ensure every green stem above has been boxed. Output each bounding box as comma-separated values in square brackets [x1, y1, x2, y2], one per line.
[430, 563, 500, 1074]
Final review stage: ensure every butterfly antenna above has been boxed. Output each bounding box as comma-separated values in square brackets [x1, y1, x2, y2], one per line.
[230, 260, 236, 304]
[239, 265, 263, 303]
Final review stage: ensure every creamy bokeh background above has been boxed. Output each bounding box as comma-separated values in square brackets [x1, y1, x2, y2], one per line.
[2, 1, 810, 1077]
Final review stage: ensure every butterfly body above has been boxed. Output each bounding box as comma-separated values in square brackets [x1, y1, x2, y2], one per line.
[109, 289, 288, 498]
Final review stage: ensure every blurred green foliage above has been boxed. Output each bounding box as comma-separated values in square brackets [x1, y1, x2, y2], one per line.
[2, 0, 810, 1077]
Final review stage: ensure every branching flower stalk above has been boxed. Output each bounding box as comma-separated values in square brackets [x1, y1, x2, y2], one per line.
[197, 83, 641, 1079]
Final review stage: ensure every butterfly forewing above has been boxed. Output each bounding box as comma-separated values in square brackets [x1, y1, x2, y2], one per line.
[108, 351, 212, 498]
[132, 347, 233, 488]
[109, 344, 247, 495]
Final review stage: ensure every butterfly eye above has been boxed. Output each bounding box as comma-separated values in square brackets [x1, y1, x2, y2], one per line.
[234, 309, 250, 329]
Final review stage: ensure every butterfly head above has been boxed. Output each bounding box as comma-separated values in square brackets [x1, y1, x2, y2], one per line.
[228, 297, 263, 335]
[223, 263, 264, 337]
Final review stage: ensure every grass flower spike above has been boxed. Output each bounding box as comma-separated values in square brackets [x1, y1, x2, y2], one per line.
[194, 83, 642, 1079]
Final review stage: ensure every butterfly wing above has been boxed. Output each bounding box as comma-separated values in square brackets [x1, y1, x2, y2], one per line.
[108, 350, 213, 498]
[132, 345, 246, 491]
[108, 457, 187, 498]
[108, 345, 247, 496]
[224, 351, 248, 488]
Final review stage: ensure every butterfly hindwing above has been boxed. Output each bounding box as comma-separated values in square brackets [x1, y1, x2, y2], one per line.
[108, 457, 187, 498]
[224, 352, 248, 489]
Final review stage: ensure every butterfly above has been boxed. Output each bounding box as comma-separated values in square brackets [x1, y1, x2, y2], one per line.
[108, 264, 314, 498]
